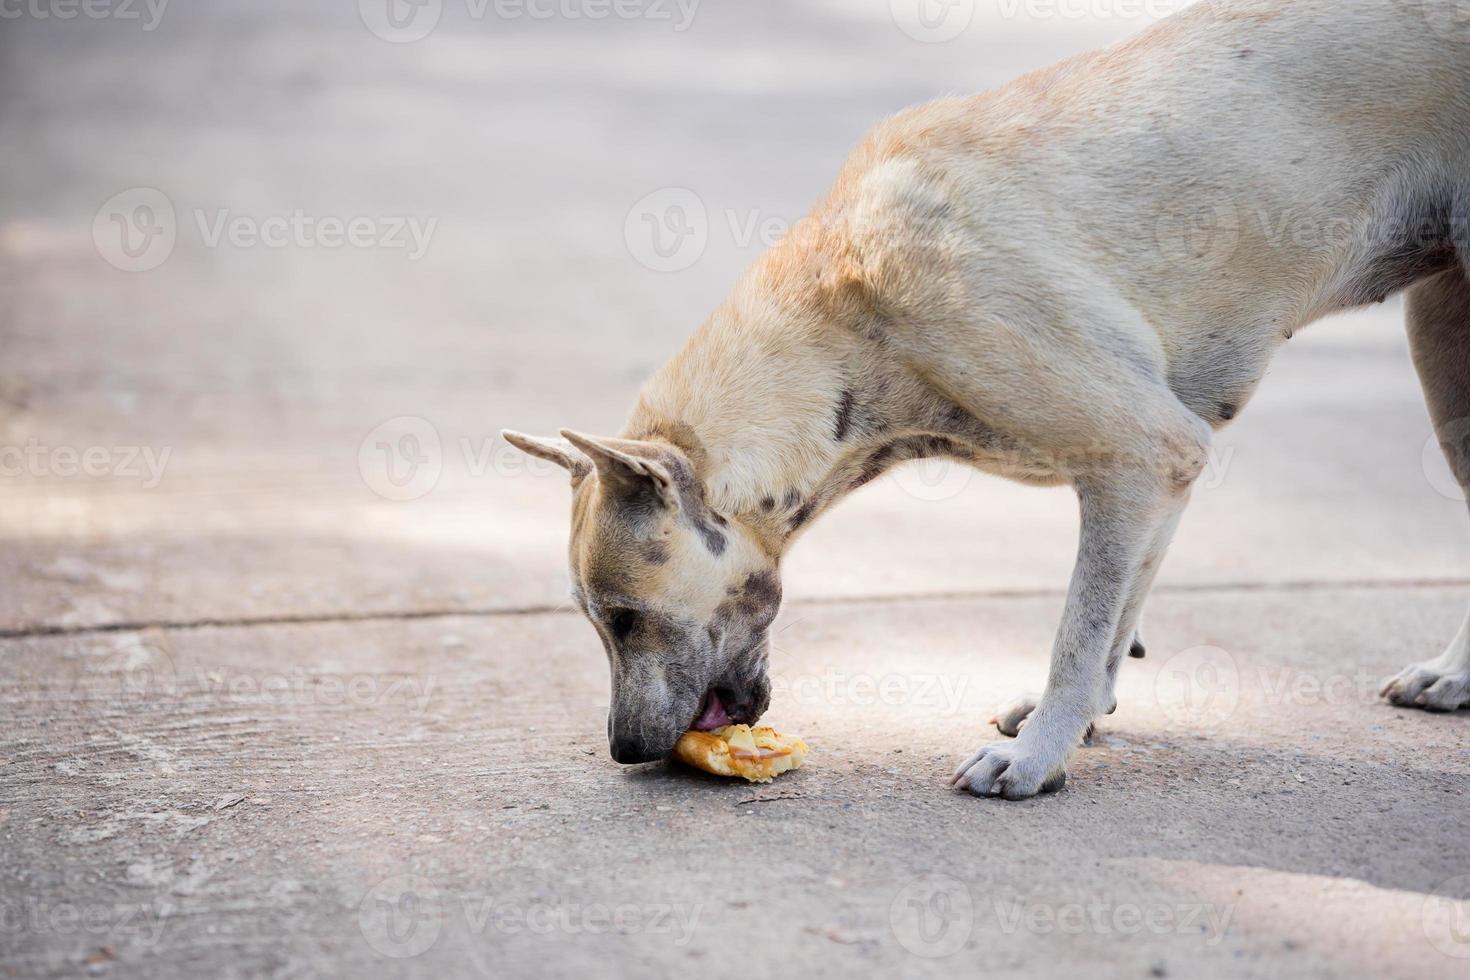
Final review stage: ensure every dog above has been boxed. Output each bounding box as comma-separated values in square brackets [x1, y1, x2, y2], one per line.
[503, 0, 1470, 799]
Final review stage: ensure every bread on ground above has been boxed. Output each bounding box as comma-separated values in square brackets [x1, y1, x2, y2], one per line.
[673, 724, 808, 783]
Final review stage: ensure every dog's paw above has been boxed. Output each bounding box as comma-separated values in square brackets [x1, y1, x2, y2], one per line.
[989, 694, 1039, 737]
[1381, 659, 1470, 712]
[991, 695, 1101, 744]
[949, 740, 1067, 800]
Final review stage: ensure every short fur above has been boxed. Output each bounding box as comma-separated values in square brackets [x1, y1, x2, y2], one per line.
[505, 0, 1470, 797]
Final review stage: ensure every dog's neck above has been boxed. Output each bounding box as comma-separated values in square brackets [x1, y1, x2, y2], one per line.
[623, 258, 954, 557]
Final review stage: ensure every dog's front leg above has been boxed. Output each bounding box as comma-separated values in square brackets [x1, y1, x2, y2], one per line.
[953, 458, 1201, 799]
[990, 509, 1179, 738]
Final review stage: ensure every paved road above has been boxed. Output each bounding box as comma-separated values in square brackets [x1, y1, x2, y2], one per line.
[2, 1, 1468, 977]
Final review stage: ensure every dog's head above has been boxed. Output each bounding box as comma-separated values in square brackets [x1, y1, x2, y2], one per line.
[503, 429, 780, 764]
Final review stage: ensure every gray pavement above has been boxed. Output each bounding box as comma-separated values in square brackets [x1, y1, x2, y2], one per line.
[2, 1, 1469, 977]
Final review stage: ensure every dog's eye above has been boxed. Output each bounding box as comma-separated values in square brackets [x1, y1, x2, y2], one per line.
[608, 608, 639, 642]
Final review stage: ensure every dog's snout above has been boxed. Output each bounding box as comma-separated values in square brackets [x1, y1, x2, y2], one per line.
[609, 737, 666, 765]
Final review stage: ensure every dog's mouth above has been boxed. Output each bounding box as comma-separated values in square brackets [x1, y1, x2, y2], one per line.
[692, 689, 735, 731]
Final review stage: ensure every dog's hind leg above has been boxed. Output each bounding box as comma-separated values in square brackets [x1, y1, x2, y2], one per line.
[1382, 265, 1470, 711]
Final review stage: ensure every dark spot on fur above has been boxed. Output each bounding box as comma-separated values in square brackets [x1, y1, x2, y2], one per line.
[760, 496, 775, 512]
[1235, 48, 1252, 58]
[1218, 403, 1237, 422]
[696, 522, 727, 556]
[833, 389, 857, 441]
[643, 445, 729, 556]
[736, 571, 781, 617]
[782, 488, 801, 509]
[642, 541, 670, 565]
[1129, 637, 1146, 659]
[788, 500, 816, 530]
[713, 571, 783, 630]
[849, 467, 883, 492]
[942, 402, 971, 428]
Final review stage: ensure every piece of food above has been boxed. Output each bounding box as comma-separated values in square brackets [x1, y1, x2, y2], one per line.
[673, 724, 808, 783]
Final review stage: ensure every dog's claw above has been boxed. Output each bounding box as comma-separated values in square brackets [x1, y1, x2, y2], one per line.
[952, 741, 1066, 800]
[991, 694, 1040, 737]
[1381, 660, 1470, 712]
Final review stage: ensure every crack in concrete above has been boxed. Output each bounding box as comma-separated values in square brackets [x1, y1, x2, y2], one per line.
[4, 576, 1469, 640]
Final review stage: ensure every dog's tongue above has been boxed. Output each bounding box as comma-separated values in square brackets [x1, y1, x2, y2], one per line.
[693, 690, 732, 731]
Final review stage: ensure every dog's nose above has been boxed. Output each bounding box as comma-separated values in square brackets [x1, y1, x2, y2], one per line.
[609, 738, 664, 765]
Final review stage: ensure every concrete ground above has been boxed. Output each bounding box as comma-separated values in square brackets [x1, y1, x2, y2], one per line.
[2, 1, 1468, 977]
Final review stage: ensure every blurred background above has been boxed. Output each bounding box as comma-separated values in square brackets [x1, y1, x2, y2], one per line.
[4, 2, 1469, 977]
[2, 0, 1463, 632]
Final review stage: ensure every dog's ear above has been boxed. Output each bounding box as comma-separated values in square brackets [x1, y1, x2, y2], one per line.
[501, 430, 591, 483]
[559, 429, 677, 512]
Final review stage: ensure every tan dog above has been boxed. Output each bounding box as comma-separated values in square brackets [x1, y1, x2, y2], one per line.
[505, 0, 1470, 798]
